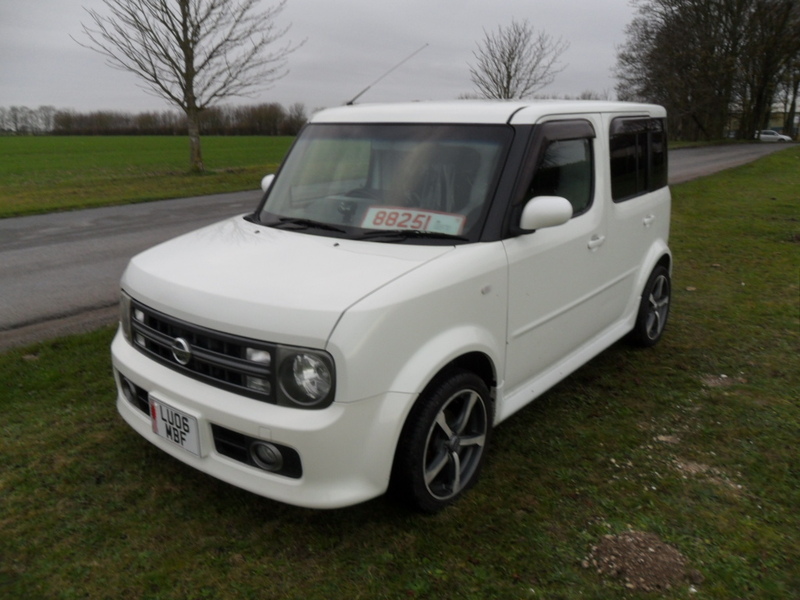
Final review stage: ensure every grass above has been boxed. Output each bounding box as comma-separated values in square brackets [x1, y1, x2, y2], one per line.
[1, 147, 799, 599]
[0, 136, 294, 218]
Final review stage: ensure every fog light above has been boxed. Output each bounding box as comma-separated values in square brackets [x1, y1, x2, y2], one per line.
[135, 333, 146, 347]
[133, 308, 145, 323]
[250, 441, 283, 472]
[119, 375, 136, 403]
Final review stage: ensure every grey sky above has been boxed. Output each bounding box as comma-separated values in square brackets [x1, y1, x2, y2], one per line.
[0, 0, 635, 113]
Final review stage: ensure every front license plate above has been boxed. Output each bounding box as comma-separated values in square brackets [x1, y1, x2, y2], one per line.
[149, 397, 201, 456]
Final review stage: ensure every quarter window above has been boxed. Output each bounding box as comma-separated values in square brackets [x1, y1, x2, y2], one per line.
[610, 118, 667, 201]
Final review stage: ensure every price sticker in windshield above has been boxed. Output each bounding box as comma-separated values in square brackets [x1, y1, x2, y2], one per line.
[362, 207, 466, 236]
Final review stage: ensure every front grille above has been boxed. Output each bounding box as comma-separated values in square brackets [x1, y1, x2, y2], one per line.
[128, 299, 276, 402]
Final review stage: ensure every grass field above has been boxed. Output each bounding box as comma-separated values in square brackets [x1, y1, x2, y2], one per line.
[0, 136, 294, 218]
[1, 148, 798, 599]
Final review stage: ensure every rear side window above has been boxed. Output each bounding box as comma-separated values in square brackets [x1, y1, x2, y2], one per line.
[610, 118, 667, 202]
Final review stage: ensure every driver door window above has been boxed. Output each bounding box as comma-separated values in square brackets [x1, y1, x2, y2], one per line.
[527, 138, 593, 216]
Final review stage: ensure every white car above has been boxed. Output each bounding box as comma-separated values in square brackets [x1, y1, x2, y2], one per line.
[112, 100, 672, 512]
[757, 130, 792, 142]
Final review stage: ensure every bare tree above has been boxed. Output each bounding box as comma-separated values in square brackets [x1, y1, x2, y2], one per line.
[469, 19, 570, 100]
[615, 0, 800, 140]
[735, 0, 800, 136]
[37, 106, 58, 133]
[779, 57, 799, 138]
[615, 0, 741, 139]
[8, 106, 22, 134]
[77, 0, 302, 171]
[280, 102, 307, 135]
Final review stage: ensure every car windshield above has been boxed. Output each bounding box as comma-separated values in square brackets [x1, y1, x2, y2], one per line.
[258, 123, 513, 243]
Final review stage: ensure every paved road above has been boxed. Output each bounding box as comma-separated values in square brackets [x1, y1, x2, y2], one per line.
[666, 143, 792, 184]
[0, 190, 261, 349]
[0, 143, 794, 351]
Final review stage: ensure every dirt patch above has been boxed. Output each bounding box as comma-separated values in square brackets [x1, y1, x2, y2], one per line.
[655, 434, 680, 444]
[584, 531, 703, 592]
[673, 459, 744, 495]
[673, 460, 710, 476]
[700, 374, 746, 388]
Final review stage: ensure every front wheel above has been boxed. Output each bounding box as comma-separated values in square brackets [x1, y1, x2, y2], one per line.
[391, 370, 493, 513]
[628, 265, 671, 347]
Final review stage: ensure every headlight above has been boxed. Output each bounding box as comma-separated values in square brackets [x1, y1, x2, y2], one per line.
[120, 291, 132, 342]
[277, 348, 335, 409]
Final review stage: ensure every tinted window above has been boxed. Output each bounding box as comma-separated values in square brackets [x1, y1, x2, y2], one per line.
[528, 138, 593, 215]
[610, 118, 667, 202]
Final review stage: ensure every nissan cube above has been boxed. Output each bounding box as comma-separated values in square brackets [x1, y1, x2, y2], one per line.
[112, 101, 672, 512]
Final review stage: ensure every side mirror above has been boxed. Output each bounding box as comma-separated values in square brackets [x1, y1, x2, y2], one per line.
[519, 196, 573, 231]
[260, 174, 275, 193]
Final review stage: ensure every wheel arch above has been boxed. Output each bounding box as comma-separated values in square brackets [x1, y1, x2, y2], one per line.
[445, 351, 497, 395]
[634, 244, 672, 300]
[397, 350, 498, 433]
[388, 353, 496, 510]
[655, 251, 671, 273]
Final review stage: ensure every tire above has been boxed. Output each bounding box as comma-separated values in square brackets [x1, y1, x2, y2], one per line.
[391, 369, 493, 513]
[628, 265, 671, 347]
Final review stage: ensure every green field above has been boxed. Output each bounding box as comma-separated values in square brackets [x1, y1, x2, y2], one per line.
[0, 136, 294, 217]
[1, 148, 798, 599]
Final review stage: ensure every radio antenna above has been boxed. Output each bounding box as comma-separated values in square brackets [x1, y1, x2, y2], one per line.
[345, 43, 429, 105]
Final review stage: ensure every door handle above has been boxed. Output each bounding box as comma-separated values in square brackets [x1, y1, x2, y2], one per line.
[587, 235, 605, 250]
[643, 214, 655, 228]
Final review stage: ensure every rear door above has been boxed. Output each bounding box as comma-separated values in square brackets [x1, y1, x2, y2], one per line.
[604, 114, 671, 315]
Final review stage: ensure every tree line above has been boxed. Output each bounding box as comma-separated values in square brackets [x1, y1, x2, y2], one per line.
[0, 102, 308, 136]
[615, 0, 800, 141]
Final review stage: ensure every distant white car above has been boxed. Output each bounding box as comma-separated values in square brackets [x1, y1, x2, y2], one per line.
[757, 130, 792, 142]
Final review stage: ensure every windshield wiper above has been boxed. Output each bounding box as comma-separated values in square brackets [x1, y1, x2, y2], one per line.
[268, 217, 346, 233]
[358, 229, 468, 243]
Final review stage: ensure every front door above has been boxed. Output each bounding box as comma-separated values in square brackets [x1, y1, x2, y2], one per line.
[501, 122, 628, 415]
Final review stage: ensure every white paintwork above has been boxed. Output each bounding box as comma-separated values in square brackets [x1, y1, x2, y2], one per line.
[508, 101, 667, 124]
[122, 219, 452, 349]
[312, 100, 530, 124]
[312, 100, 665, 125]
[519, 196, 574, 230]
[112, 100, 672, 508]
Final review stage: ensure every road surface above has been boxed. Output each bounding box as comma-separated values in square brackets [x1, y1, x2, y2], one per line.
[0, 143, 794, 351]
[0, 190, 260, 349]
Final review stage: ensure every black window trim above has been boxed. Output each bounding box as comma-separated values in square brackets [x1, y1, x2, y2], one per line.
[503, 118, 597, 237]
[610, 116, 668, 203]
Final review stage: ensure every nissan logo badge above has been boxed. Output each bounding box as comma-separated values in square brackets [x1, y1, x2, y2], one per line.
[171, 337, 192, 366]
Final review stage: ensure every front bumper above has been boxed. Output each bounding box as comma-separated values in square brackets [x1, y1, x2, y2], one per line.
[111, 329, 413, 509]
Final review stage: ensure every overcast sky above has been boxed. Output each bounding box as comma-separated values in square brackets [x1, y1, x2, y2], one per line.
[0, 0, 635, 113]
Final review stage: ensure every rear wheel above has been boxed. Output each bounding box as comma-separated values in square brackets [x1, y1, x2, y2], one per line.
[629, 265, 671, 347]
[392, 369, 492, 513]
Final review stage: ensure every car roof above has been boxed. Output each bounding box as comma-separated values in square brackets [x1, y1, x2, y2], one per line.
[310, 100, 667, 125]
